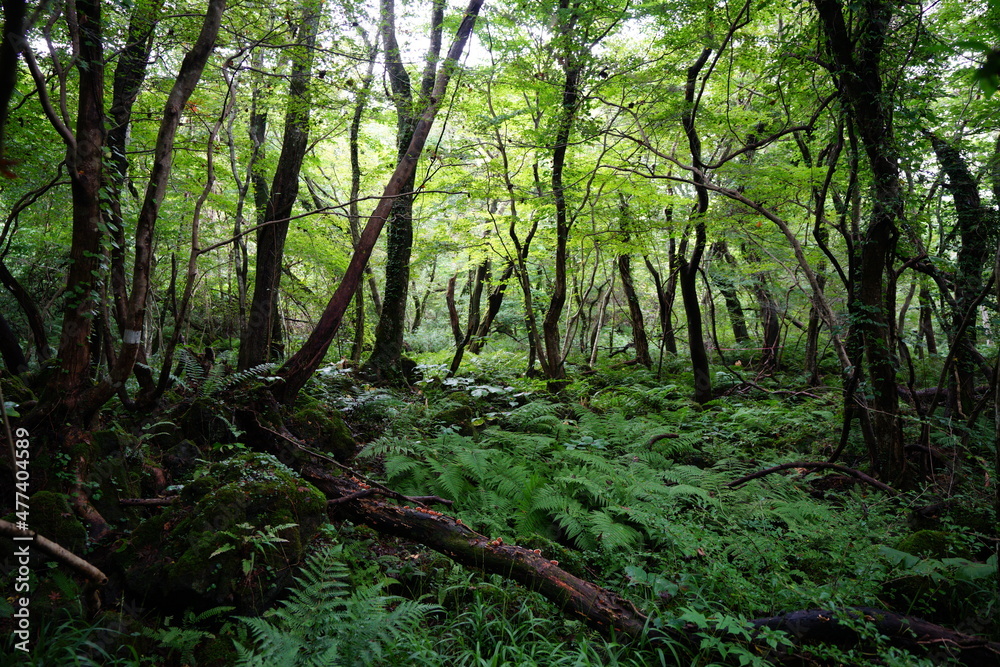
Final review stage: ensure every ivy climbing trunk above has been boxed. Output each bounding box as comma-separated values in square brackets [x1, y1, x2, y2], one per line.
[813, 0, 904, 482]
[363, 0, 445, 383]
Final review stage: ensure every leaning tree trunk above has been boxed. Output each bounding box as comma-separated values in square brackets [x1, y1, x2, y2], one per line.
[275, 0, 484, 404]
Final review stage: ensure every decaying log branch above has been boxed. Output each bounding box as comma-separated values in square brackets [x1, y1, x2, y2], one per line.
[302, 465, 999, 664]
[303, 465, 650, 638]
[0, 518, 108, 585]
[728, 461, 896, 495]
[751, 607, 1000, 666]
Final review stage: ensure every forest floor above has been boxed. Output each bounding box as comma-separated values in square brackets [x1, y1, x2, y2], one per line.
[1, 347, 998, 666]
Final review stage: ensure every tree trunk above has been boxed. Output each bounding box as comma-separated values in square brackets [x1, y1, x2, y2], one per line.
[679, 48, 713, 404]
[0, 259, 50, 362]
[47, 0, 107, 415]
[468, 262, 514, 354]
[0, 311, 27, 373]
[926, 132, 991, 417]
[713, 242, 750, 346]
[918, 285, 937, 357]
[813, 0, 904, 482]
[239, 0, 321, 371]
[540, 1, 582, 386]
[363, 0, 445, 383]
[275, 0, 484, 403]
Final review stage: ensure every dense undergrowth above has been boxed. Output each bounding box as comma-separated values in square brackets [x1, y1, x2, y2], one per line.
[1, 346, 998, 666]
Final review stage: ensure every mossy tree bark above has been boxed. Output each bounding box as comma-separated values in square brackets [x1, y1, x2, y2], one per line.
[362, 0, 445, 383]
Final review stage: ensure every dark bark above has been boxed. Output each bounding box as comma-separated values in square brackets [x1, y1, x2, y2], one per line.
[617, 197, 652, 367]
[926, 132, 991, 416]
[363, 0, 445, 382]
[48, 0, 107, 414]
[0, 310, 26, 373]
[347, 32, 379, 364]
[0, 258, 50, 361]
[0, 0, 26, 173]
[446, 274, 463, 346]
[679, 48, 713, 404]
[239, 0, 321, 370]
[106, 0, 161, 334]
[713, 242, 750, 346]
[918, 285, 937, 356]
[275, 0, 485, 403]
[449, 261, 488, 375]
[813, 0, 904, 482]
[72, 0, 226, 418]
[540, 0, 582, 385]
[468, 262, 515, 354]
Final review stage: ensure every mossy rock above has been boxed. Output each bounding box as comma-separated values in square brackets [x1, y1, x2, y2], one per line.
[91, 430, 139, 457]
[0, 373, 35, 405]
[895, 530, 968, 559]
[432, 394, 477, 436]
[287, 406, 356, 462]
[175, 398, 238, 447]
[162, 439, 202, 480]
[86, 454, 143, 525]
[29, 491, 86, 554]
[125, 452, 327, 613]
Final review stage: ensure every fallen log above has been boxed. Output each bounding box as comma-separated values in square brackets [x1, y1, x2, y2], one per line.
[728, 461, 896, 495]
[240, 410, 995, 663]
[303, 464, 651, 639]
[751, 607, 1000, 666]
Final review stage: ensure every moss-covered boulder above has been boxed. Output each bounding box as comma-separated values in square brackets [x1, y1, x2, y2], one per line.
[161, 439, 202, 480]
[175, 398, 239, 447]
[896, 530, 968, 559]
[432, 392, 477, 436]
[287, 406, 356, 462]
[124, 452, 327, 613]
[0, 372, 35, 406]
[29, 491, 87, 554]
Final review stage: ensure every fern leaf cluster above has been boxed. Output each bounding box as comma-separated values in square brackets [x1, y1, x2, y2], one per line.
[235, 544, 436, 667]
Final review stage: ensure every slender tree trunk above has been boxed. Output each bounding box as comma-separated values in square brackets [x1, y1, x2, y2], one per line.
[918, 285, 937, 356]
[679, 48, 713, 404]
[275, 0, 484, 403]
[0, 259, 50, 362]
[540, 2, 582, 386]
[0, 311, 27, 373]
[813, 0, 904, 482]
[364, 0, 445, 382]
[468, 262, 514, 354]
[239, 0, 321, 371]
[617, 197, 651, 367]
[713, 242, 750, 346]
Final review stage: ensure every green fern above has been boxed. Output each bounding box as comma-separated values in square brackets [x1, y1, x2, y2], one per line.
[235, 544, 437, 667]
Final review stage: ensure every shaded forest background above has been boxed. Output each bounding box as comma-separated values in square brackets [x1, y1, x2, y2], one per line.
[1, 0, 1000, 664]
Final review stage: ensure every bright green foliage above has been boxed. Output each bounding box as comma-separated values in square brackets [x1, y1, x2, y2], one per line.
[235, 543, 437, 667]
